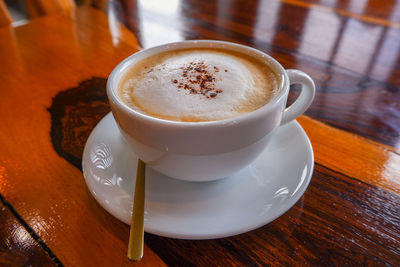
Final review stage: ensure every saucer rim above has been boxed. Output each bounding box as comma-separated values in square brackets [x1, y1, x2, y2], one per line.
[82, 113, 314, 239]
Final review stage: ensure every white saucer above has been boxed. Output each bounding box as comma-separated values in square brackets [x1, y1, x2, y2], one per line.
[82, 113, 314, 239]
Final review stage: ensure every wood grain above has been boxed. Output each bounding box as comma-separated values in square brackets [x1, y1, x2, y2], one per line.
[47, 81, 400, 265]
[0, 6, 164, 267]
[297, 116, 400, 194]
[282, 0, 400, 28]
[0, 0, 12, 26]
[18, 68, 399, 266]
[109, 0, 400, 148]
[25, 0, 76, 19]
[0, 0, 399, 266]
[0, 197, 56, 267]
[144, 164, 400, 266]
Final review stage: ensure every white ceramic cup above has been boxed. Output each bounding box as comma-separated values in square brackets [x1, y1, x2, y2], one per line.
[107, 40, 315, 182]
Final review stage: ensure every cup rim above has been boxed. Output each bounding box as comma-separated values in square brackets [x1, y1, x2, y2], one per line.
[107, 40, 289, 128]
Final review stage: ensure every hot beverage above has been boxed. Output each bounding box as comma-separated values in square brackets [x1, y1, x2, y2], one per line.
[118, 48, 280, 122]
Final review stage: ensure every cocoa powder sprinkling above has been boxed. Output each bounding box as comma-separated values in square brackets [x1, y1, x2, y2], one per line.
[173, 61, 223, 99]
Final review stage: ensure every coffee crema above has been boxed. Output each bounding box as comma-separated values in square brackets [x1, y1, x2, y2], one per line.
[118, 48, 280, 122]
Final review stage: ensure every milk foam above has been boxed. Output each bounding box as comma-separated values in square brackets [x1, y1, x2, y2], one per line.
[119, 49, 279, 122]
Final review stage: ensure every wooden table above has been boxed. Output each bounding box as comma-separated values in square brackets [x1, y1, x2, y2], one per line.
[0, 1, 399, 266]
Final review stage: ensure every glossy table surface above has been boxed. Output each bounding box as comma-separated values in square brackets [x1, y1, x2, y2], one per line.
[0, 0, 399, 266]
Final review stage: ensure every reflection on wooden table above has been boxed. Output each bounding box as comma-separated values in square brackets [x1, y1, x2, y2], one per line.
[0, 0, 399, 266]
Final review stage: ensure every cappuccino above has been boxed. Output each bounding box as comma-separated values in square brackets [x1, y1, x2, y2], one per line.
[118, 48, 280, 122]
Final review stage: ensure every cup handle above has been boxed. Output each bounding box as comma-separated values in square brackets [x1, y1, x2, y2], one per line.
[281, 69, 316, 125]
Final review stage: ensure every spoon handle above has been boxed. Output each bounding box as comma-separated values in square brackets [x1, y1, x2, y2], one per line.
[128, 159, 146, 261]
